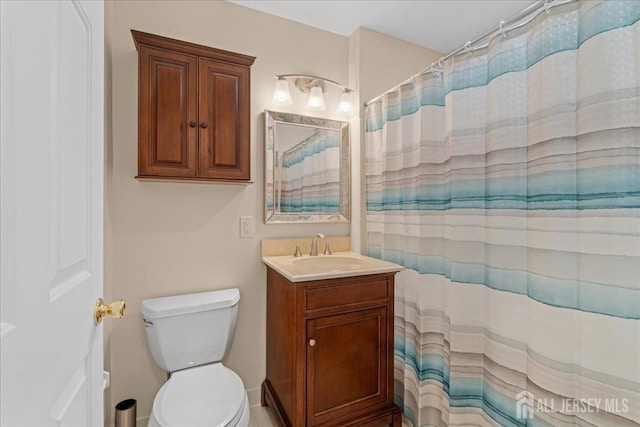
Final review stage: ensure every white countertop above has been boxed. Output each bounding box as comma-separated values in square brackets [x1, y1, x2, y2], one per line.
[262, 251, 404, 282]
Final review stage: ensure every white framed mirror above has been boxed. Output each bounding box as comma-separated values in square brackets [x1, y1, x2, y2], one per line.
[265, 110, 350, 224]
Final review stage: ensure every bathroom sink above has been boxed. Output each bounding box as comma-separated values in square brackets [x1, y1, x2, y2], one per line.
[292, 256, 365, 268]
[262, 251, 403, 282]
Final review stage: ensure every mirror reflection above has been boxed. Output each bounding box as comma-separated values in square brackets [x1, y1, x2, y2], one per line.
[265, 111, 350, 223]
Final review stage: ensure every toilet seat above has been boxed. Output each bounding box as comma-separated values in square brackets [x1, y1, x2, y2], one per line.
[149, 363, 248, 427]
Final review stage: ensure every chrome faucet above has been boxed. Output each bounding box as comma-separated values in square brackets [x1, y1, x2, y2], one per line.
[310, 233, 325, 256]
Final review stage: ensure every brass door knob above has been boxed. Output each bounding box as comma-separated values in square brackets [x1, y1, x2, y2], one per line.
[94, 298, 126, 324]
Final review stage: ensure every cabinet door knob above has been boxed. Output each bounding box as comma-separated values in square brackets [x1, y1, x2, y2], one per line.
[309, 339, 316, 347]
[200, 121, 208, 129]
[189, 120, 197, 128]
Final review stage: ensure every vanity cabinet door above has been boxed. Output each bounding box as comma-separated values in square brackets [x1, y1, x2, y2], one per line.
[306, 307, 388, 426]
[197, 58, 250, 180]
[138, 46, 198, 177]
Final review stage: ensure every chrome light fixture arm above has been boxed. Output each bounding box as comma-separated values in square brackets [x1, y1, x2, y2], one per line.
[274, 74, 353, 94]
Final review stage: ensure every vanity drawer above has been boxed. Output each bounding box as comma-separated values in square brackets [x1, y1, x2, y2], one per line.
[306, 279, 389, 311]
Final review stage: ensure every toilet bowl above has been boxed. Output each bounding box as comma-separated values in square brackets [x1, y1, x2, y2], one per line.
[141, 289, 249, 427]
[148, 364, 249, 427]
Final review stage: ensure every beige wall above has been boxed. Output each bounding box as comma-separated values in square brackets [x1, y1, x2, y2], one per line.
[348, 27, 442, 253]
[355, 27, 442, 106]
[105, 1, 350, 423]
[105, 2, 442, 424]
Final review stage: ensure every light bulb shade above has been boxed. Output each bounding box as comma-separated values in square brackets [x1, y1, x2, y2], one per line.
[307, 85, 326, 110]
[272, 78, 293, 105]
[337, 90, 354, 113]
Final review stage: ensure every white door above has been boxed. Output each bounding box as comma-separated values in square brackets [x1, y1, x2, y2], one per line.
[1, 1, 105, 426]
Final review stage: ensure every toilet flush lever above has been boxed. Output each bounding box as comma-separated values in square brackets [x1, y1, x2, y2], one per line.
[94, 298, 126, 324]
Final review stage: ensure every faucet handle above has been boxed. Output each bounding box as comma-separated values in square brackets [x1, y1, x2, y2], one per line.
[323, 243, 332, 255]
[293, 243, 302, 257]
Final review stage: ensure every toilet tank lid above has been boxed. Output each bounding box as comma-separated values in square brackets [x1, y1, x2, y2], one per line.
[141, 289, 240, 319]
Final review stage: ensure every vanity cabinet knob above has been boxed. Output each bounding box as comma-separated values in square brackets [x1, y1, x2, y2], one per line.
[200, 121, 208, 129]
[309, 339, 316, 347]
[189, 120, 197, 128]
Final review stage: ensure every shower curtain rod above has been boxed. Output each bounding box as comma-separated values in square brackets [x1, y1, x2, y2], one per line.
[364, 0, 576, 107]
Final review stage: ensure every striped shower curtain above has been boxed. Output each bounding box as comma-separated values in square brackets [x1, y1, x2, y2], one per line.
[280, 129, 340, 212]
[365, 1, 640, 426]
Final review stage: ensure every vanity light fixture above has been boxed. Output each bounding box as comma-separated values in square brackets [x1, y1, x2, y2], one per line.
[337, 90, 354, 113]
[271, 74, 354, 113]
[307, 85, 326, 110]
[272, 77, 293, 105]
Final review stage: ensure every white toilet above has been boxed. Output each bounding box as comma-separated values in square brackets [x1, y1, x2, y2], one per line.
[141, 288, 249, 427]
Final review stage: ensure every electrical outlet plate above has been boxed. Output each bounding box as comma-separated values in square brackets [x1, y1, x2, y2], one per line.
[240, 216, 255, 238]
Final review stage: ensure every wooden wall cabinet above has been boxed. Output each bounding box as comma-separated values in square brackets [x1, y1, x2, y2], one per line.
[262, 268, 402, 427]
[132, 30, 255, 182]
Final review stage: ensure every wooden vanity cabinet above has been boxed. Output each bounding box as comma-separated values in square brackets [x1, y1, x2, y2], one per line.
[262, 268, 402, 427]
[132, 30, 255, 182]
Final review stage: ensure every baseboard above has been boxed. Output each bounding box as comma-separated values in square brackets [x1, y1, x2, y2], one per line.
[247, 386, 262, 407]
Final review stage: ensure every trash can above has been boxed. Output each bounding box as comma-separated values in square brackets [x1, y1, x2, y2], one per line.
[115, 399, 136, 427]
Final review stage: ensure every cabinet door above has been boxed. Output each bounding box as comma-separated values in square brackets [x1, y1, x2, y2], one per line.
[138, 46, 198, 177]
[198, 58, 250, 180]
[307, 307, 388, 426]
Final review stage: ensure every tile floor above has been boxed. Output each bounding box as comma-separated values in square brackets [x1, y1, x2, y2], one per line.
[135, 407, 279, 427]
[249, 406, 411, 427]
[140, 406, 409, 426]
[248, 405, 279, 427]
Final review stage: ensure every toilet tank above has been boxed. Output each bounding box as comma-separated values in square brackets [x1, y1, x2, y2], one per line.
[141, 289, 240, 372]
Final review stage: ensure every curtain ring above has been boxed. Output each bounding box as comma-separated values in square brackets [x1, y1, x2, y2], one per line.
[464, 41, 472, 57]
[544, 0, 550, 14]
[430, 64, 443, 82]
[499, 20, 507, 38]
